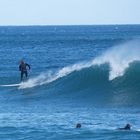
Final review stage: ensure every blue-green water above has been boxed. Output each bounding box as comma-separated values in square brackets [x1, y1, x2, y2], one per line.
[0, 25, 140, 139]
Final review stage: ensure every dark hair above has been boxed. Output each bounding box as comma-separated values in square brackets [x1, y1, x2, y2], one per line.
[76, 123, 81, 128]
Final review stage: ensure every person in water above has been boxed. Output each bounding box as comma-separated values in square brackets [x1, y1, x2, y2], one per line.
[19, 60, 31, 81]
[76, 123, 81, 128]
[118, 123, 131, 130]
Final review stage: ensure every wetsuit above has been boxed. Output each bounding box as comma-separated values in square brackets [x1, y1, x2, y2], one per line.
[118, 124, 131, 130]
[19, 63, 30, 81]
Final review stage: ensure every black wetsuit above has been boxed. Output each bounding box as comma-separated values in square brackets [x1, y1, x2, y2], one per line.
[19, 63, 30, 81]
[118, 124, 131, 130]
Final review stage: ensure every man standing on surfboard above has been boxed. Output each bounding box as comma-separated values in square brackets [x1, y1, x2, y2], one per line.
[19, 60, 31, 81]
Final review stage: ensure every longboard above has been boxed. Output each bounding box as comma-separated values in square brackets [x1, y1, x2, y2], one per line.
[0, 83, 21, 87]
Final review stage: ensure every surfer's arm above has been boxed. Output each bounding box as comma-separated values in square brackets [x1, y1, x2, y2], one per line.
[19, 65, 21, 71]
[26, 63, 31, 70]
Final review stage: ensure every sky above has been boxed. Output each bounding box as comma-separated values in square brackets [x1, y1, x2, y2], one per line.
[0, 0, 140, 25]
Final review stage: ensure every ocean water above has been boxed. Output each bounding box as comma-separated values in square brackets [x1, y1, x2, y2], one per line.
[0, 25, 140, 139]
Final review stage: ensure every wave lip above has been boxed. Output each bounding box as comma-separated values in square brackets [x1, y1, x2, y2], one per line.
[92, 40, 140, 80]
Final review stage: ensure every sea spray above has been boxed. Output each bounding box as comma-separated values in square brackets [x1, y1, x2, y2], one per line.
[93, 40, 140, 80]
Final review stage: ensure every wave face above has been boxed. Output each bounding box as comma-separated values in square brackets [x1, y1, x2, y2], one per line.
[17, 40, 140, 106]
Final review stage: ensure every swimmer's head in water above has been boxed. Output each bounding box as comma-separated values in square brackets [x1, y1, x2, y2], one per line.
[76, 123, 81, 128]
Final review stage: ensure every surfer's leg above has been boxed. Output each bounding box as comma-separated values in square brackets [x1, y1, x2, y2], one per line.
[21, 72, 24, 81]
[25, 71, 28, 78]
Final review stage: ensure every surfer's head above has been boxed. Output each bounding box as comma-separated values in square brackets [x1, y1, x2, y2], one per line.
[20, 59, 25, 64]
[76, 123, 81, 128]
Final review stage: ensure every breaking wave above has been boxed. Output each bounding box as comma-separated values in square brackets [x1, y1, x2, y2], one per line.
[19, 40, 140, 90]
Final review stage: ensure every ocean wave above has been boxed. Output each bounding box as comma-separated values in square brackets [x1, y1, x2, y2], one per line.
[19, 40, 140, 90]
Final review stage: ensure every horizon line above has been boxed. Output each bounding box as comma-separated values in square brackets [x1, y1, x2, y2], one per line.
[0, 23, 140, 27]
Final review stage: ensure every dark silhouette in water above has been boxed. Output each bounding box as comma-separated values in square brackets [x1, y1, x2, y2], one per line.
[76, 123, 81, 128]
[118, 124, 131, 130]
[19, 60, 30, 81]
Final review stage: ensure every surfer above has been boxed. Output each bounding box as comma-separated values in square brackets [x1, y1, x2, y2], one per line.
[118, 124, 131, 130]
[19, 60, 31, 81]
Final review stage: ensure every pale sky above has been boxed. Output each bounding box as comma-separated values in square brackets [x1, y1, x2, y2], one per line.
[0, 0, 140, 25]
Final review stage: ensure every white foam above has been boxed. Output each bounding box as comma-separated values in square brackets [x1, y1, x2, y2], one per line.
[136, 129, 140, 132]
[19, 40, 140, 89]
[93, 40, 140, 80]
[19, 62, 92, 89]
